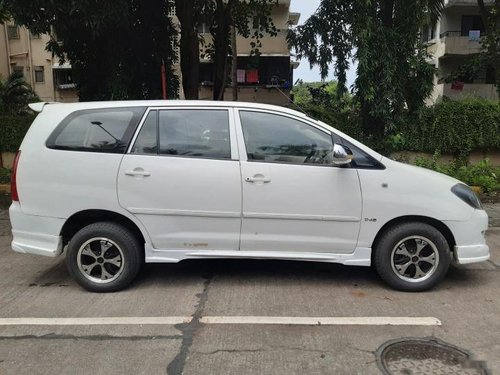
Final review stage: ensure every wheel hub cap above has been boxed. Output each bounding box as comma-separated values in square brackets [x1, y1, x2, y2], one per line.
[76, 238, 125, 284]
[391, 236, 440, 283]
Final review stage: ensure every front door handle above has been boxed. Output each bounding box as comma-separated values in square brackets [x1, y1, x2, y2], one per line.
[245, 174, 271, 184]
[125, 168, 151, 177]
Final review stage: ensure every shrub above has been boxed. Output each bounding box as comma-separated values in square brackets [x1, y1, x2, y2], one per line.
[414, 155, 499, 192]
[297, 98, 499, 157]
[299, 104, 364, 141]
[0, 113, 36, 152]
[397, 98, 500, 156]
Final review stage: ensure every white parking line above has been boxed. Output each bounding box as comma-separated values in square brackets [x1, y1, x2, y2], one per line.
[199, 316, 442, 326]
[0, 317, 191, 326]
[0, 316, 441, 326]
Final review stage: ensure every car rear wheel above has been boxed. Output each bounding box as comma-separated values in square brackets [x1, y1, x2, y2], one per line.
[66, 222, 142, 292]
[374, 222, 451, 292]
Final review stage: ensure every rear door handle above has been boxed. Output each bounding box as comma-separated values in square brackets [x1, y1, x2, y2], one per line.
[125, 168, 151, 177]
[245, 175, 271, 184]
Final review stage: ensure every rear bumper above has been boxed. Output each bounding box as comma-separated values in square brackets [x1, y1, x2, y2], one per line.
[445, 209, 490, 265]
[9, 202, 65, 257]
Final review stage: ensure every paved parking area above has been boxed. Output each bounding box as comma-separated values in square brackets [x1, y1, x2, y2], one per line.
[0, 207, 499, 375]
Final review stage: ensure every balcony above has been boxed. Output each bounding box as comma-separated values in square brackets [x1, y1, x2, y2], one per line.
[438, 31, 483, 56]
[433, 83, 499, 101]
[444, 0, 494, 7]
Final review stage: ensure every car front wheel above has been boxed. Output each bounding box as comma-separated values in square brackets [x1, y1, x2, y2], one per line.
[374, 222, 451, 292]
[66, 222, 142, 292]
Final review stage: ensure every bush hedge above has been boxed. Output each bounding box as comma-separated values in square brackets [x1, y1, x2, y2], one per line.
[0, 114, 36, 152]
[301, 98, 499, 156]
[398, 99, 500, 155]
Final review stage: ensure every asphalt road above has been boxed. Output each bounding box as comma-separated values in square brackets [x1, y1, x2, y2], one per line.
[0, 207, 499, 375]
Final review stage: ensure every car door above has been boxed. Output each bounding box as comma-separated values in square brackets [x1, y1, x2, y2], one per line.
[236, 109, 362, 254]
[117, 107, 242, 251]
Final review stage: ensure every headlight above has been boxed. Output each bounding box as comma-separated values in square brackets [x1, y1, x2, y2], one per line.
[451, 183, 482, 209]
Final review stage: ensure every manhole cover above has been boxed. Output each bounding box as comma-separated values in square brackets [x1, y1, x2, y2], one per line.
[376, 338, 490, 375]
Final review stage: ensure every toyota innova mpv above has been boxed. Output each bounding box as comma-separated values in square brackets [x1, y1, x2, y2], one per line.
[9, 101, 490, 292]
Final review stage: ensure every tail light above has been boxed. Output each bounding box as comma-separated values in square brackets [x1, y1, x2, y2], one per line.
[11, 150, 21, 202]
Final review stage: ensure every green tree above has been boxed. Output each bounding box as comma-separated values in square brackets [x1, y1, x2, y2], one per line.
[6, 0, 179, 101]
[288, 0, 442, 143]
[0, 72, 39, 114]
[0, 0, 10, 22]
[478, 0, 500, 101]
[292, 80, 345, 107]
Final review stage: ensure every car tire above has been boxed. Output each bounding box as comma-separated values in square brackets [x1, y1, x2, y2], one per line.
[374, 222, 451, 292]
[66, 222, 142, 292]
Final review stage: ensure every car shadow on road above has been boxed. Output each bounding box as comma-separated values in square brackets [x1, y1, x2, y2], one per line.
[24, 257, 491, 292]
[136, 259, 382, 288]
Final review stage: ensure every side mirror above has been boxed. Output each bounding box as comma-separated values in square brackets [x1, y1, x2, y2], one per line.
[332, 143, 353, 166]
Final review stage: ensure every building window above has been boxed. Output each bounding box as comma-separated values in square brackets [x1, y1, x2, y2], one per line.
[421, 24, 436, 43]
[13, 66, 24, 77]
[461, 15, 485, 36]
[54, 69, 77, 89]
[34, 66, 45, 83]
[7, 25, 19, 39]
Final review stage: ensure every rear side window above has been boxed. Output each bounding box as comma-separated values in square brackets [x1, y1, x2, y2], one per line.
[132, 109, 231, 160]
[47, 107, 145, 153]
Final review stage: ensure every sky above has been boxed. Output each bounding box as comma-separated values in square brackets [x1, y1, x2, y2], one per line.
[291, 0, 357, 87]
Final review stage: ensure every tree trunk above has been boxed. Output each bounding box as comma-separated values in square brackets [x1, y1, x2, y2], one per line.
[231, 25, 238, 101]
[212, 0, 233, 101]
[175, 0, 200, 99]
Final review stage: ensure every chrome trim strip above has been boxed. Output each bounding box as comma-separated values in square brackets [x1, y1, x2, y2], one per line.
[128, 208, 240, 218]
[243, 212, 360, 222]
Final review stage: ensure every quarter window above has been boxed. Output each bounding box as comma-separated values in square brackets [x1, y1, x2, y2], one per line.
[239, 111, 333, 165]
[47, 107, 145, 153]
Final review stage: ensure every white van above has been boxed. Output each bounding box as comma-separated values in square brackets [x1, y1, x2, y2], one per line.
[9, 101, 489, 292]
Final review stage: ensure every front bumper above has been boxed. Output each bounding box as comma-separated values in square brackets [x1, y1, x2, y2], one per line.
[9, 202, 65, 257]
[445, 209, 490, 265]
[454, 244, 490, 264]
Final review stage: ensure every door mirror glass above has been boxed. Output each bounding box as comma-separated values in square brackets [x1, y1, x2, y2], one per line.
[332, 143, 353, 166]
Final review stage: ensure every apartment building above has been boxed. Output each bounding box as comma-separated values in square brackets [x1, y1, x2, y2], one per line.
[425, 0, 498, 102]
[175, 0, 300, 105]
[0, 23, 78, 102]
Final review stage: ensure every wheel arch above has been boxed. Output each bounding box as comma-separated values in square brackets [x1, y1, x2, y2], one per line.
[61, 209, 147, 247]
[371, 215, 456, 257]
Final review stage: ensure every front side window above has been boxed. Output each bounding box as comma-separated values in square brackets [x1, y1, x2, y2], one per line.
[132, 109, 231, 160]
[239, 111, 333, 165]
[47, 107, 145, 153]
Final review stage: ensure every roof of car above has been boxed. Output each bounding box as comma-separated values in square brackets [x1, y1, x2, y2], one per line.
[29, 100, 309, 120]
